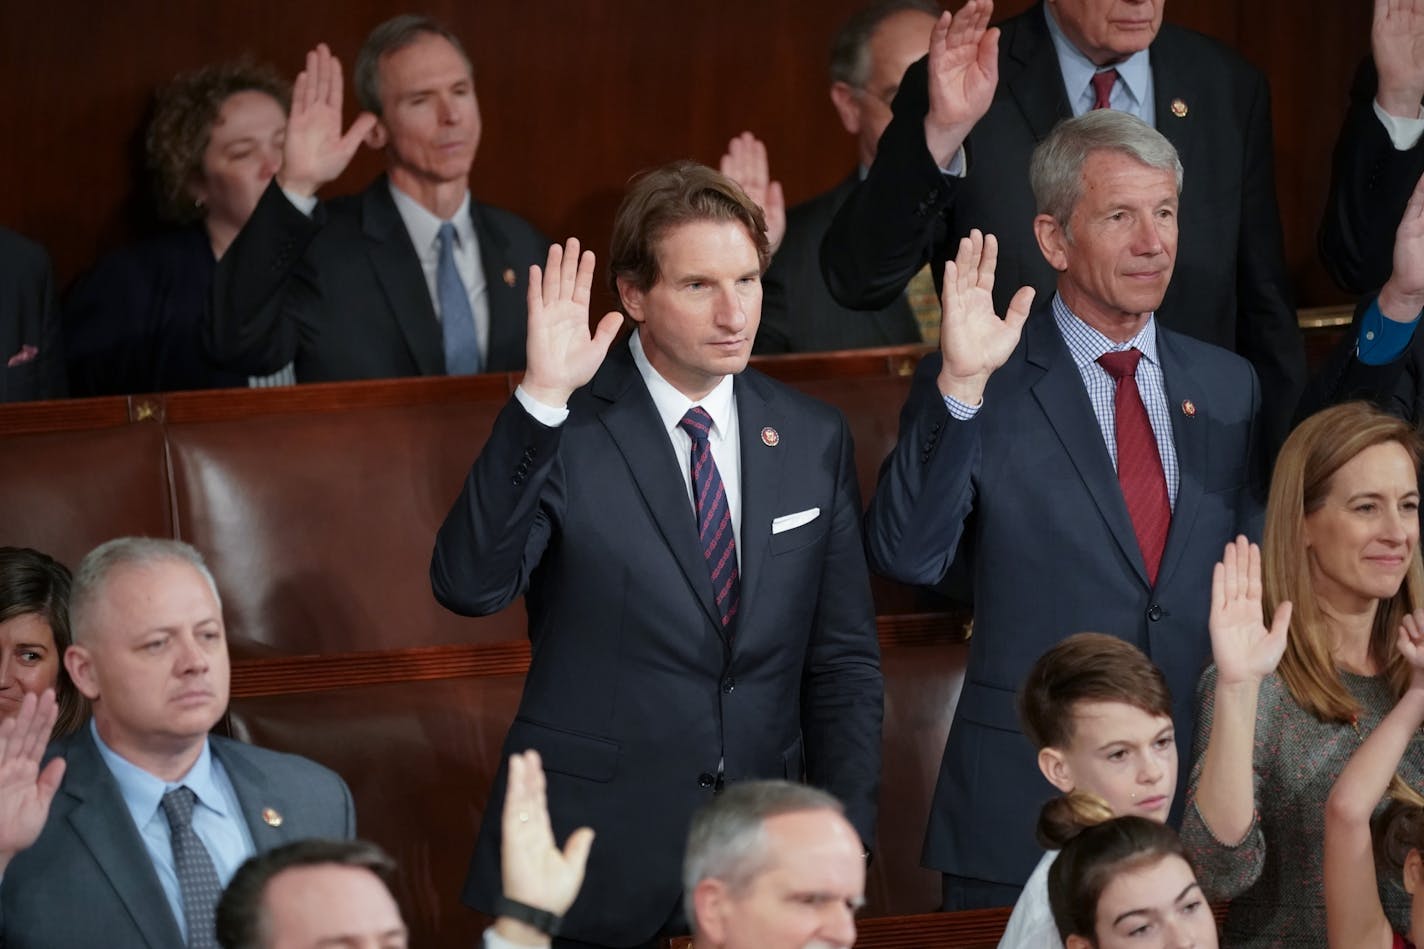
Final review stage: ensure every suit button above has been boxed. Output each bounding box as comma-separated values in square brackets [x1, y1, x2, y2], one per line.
[698, 772, 716, 789]
[523, 447, 537, 461]
[927, 187, 940, 201]
[512, 474, 525, 485]
[1147, 604, 1163, 621]
[722, 676, 735, 694]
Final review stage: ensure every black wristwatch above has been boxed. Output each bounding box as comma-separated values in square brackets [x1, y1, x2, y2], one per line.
[494, 896, 564, 936]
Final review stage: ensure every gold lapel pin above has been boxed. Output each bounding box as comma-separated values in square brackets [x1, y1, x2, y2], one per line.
[761, 427, 780, 447]
[502, 268, 517, 287]
[1170, 98, 1188, 118]
[1181, 399, 1197, 417]
[262, 807, 284, 828]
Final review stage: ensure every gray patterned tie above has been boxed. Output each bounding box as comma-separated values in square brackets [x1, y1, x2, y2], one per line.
[437, 221, 483, 374]
[160, 786, 222, 948]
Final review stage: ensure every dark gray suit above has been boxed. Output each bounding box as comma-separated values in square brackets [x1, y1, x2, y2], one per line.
[209, 177, 547, 381]
[0, 728, 354, 948]
[755, 174, 921, 354]
[866, 310, 1262, 893]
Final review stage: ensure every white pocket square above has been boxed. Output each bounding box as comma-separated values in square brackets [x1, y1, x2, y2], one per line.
[771, 507, 821, 534]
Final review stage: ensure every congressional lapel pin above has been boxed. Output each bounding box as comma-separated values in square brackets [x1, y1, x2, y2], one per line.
[761, 427, 780, 447]
[1181, 399, 1197, 418]
[1170, 98, 1188, 118]
[502, 268, 517, 287]
[262, 807, 284, 828]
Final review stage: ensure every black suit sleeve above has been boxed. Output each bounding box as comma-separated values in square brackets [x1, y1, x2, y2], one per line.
[799, 415, 883, 845]
[821, 56, 955, 310]
[431, 395, 564, 616]
[208, 180, 323, 375]
[1320, 58, 1424, 296]
[1231, 67, 1306, 458]
[0, 232, 66, 402]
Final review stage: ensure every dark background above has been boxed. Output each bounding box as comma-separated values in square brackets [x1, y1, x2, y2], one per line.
[0, 0, 1371, 309]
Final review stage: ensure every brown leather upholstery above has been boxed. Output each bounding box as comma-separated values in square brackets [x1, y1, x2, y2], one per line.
[0, 423, 171, 567]
[166, 401, 527, 656]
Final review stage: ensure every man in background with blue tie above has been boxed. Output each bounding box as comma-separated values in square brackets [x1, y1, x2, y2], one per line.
[209, 15, 547, 382]
[0, 537, 352, 948]
[864, 110, 1261, 911]
[821, 0, 1303, 456]
[431, 162, 883, 949]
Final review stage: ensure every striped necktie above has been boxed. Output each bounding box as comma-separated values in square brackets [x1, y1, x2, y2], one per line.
[678, 407, 740, 629]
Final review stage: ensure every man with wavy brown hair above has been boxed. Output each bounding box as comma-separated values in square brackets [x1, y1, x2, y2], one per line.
[433, 162, 882, 948]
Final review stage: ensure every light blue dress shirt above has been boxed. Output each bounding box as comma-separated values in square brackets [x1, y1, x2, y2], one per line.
[91, 721, 256, 941]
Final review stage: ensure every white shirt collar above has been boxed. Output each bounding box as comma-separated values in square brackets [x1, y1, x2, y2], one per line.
[628, 329, 736, 441]
[388, 180, 473, 263]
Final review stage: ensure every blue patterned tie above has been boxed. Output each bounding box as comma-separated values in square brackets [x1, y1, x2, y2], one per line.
[678, 407, 740, 629]
[160, 786, 222, 948]
[437, 222, 483, 374]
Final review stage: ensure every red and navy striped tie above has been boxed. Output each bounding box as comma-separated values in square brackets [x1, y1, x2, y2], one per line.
[679, 407, 740, 629]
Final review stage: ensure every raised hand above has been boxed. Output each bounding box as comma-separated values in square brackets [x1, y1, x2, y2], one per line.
[276, 43, 378, 198]
[520, 239, 624, 408]
[923, 0, 1000, 168]
[1209, 536, 1292, 686]
[1398, 609, 1424, 689]
[935, 229, 1034, 404]
[1380, 171, 1424, 321]
[0, 690, 65, 875]
[719, 132, 786, 254]
[1374, 0, 1424, 118]
[499, 750, 593, 917]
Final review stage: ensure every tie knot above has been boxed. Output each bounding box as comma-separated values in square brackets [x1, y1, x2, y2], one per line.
[438, 221, 458, 251]
[1090, 68, 1119, 110]
[161, 785, 198, 828]
[679, 406, 714, 443]
[1098, 347, 1143, 381]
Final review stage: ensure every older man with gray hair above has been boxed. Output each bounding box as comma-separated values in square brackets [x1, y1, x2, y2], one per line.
[0, 537, 353, 948]
[865, 109, 1263, 910]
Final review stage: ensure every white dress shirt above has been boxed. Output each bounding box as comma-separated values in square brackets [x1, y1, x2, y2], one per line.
[514, 329, 743, 561]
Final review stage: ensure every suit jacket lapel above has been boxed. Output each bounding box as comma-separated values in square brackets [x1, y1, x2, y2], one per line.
[1147, 29, 1200, 170]
[1026, 314, 1151, 586]
[210, 738, 302, 850]
[362, 179, 445, 375]
[1154, 330, 1208, 589]
[732, 372, 782, 618]
[1004, 7, 1072, 143]
[594, 343, 724, 634]
[61, 729, 184, 949]
[471, 203, 524, 371]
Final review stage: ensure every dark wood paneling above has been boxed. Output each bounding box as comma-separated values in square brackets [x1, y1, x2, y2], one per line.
[0, 0, 1377, 309]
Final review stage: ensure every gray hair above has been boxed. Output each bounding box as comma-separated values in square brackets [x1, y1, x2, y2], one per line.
[353, 14, 472, 117]
[1029, 110, 1183, 231]
[682, 780, 845, 929]
[70, 537, 221, 644]
[829, 0, 942, 87]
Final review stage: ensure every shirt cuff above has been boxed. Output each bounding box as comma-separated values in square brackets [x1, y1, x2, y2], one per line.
[482, 927, 550, 949]
[280, 186, 319, 217]
[1357, 297, 1422, 365]
[1373, 98, 1424, 151]
[942, 393, 981, 420]
[514, 385, 571, 426]
[940, 145, 967, 178]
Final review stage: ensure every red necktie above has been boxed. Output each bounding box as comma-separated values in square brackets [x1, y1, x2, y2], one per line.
[679, 407, 740, 628]
[1098, 349, 1170, 585]
[1091, 69, 1119, 110]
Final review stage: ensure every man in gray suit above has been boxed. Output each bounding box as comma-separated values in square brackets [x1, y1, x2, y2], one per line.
[0, 537, 353, 948]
